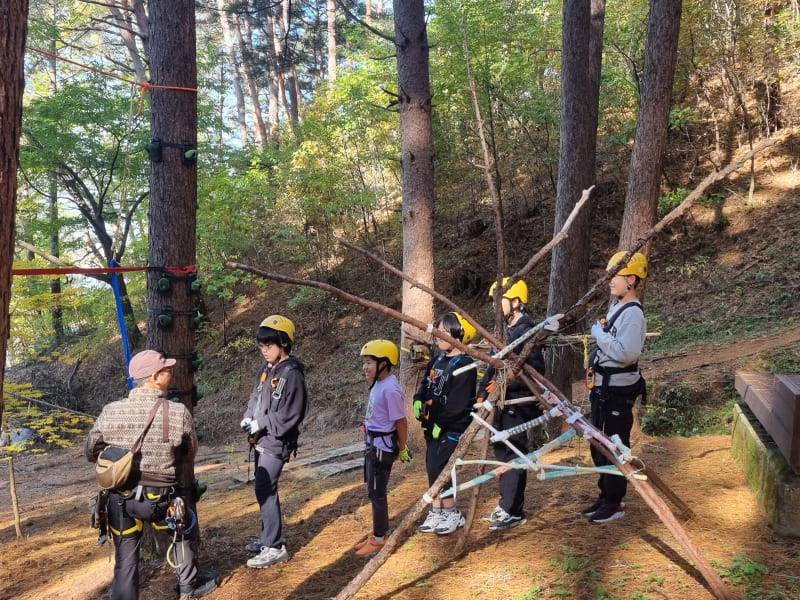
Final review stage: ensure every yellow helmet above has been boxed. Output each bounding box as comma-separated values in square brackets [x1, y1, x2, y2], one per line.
[259, 315, 295, 342]
[606, 251, 648, 279]
[488, 277, 528, 304]
[360, 339, 399, 366]
[453, 312, 477, 344]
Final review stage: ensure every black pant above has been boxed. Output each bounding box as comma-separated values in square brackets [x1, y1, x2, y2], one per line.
[364, 447, 396, 537]
[589, 389, 634, 504]
[107, 490, 198, 600]
[494, 407, 538, 517]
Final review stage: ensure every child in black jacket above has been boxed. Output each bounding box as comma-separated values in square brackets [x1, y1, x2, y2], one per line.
[477, 278, 545, 531]
[413, 312, 478, 536]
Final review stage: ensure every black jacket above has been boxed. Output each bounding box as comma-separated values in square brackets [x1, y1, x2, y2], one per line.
[414, 352, 477, 435]
[477, 313, 545, 412]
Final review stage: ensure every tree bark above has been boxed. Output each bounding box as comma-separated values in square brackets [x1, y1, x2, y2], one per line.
[0, 0, 29, 428]
[619, 0, 682, 270]
[394, 0, 435, 449]
[546, 0, 604, 402]
[146, 0, 199, 435]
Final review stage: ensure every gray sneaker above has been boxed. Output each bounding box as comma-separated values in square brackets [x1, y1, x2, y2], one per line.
[246, 544, 289, 568]
[489, 513, 526, 531]
[245, 540, 263, 553]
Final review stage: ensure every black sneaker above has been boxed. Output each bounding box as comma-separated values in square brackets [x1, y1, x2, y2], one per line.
[489, 513, 526, 531]
[581, 498, 606, 517]
[179, 571, 219, 599]
[589, 503, 625, 524]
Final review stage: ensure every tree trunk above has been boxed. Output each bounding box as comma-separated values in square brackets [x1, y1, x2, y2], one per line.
[217, 0, 250, 146]
[232, 11, 267, 148]
[546, 0, 604, 400]
[0, 0, 29, 430]
[327, 0, 337, 82]
[619, 0, 682, 272]
[394, 0, 435, 449]
[146, 0, 199, 433]
[46, 28, 64, 346]
[108, 1, 148, 84]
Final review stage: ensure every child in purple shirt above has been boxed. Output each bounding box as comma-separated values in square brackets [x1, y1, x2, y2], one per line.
[355, 339, 411, 557]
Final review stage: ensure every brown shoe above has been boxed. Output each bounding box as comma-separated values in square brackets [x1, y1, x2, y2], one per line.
[354, 534, 385, 557]
[354, 535, 371, 550]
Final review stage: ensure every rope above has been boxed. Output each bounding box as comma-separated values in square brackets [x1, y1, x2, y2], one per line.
[25, 46, 199, 116]
[11, 264, 197, 276]
[4, 389, 96, 419]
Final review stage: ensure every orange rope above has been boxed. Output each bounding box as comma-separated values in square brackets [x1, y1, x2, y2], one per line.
[25, 46, 198, 115]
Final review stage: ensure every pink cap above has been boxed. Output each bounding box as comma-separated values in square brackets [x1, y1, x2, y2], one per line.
[128, 350, 176, 380]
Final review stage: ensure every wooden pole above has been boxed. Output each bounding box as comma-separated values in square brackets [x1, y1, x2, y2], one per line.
[6, 456, 23, 539]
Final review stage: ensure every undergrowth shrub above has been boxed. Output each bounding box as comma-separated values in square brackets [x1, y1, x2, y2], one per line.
[641, 383, 733, 437]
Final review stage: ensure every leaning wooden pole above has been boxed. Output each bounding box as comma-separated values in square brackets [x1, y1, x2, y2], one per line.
[225, 146, 780, 600]
[5, 456, 23, 539]
[228, 259, 739, 600]
[521, 369, 739, 600]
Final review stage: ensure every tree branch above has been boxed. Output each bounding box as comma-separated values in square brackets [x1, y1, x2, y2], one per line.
[334, 0, 394, 42]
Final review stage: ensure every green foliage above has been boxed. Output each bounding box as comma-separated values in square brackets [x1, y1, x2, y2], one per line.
[717, 554, 767, 586]
[641, 383, 733, 437]
[657, 187, 691, 218]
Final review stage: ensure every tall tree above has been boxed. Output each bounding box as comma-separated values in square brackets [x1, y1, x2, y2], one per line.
[394, 0, 435, 446]
[327, 0, 337, 82]
[546, 0, 605, 399]
[217, 0, 250, 145]
[1, 0, 30, 430]
[146, 0, 199, 441]
[618, 0, 682, 263]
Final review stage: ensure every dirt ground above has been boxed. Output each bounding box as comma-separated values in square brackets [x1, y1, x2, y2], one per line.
[2, 327, 800, 600]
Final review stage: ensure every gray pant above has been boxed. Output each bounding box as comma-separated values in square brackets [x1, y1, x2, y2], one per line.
[254, 452, 286, 548]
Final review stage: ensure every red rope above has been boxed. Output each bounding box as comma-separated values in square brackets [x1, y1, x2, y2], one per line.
[11, 266, 149, 276]
[11, 265, 197, 276]
[25, 46, 199, 116]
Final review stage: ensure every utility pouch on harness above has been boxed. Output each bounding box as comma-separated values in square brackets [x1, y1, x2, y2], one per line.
[95, 446, 135, 490]
[89, 489, 110, 546]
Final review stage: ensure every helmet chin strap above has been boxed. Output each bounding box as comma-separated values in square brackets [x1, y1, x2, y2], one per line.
[615, 281, 634, 301]
[370, 359, 389, 389]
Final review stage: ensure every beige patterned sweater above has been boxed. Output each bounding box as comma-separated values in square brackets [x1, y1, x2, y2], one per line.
[85, 387, 198, 487]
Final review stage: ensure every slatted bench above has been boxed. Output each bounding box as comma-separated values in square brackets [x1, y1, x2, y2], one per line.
[735, 372, 800, 475]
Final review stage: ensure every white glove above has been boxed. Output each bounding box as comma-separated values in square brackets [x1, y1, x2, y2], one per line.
[591, 321, 603, 339]
[248, 419, 261, 435]
[240, 417, 252, 432]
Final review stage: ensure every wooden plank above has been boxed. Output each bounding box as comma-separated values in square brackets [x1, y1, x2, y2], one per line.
[776, 375, 800, 475]
[286, 443, 363, 469]
[743, 384, 775, 433]
[736, 371, 800, 475]
[308, 458, 363, 478]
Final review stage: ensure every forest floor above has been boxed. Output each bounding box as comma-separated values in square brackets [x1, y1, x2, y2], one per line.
[2, 326, 800, 600]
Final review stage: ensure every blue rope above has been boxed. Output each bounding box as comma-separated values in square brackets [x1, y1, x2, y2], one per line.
[110, 260, 133, 389]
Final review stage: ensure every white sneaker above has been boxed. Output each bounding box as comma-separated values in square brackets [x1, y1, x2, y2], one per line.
[417, 510, 444, 533]
[434, 510, 465, 535]
[246, 544, 289, 568]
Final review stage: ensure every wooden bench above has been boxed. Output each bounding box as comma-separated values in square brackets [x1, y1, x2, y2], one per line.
[735, 371, 800, 475]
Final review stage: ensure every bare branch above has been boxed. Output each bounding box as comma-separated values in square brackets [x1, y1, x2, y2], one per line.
[334, 0, 394, 42]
